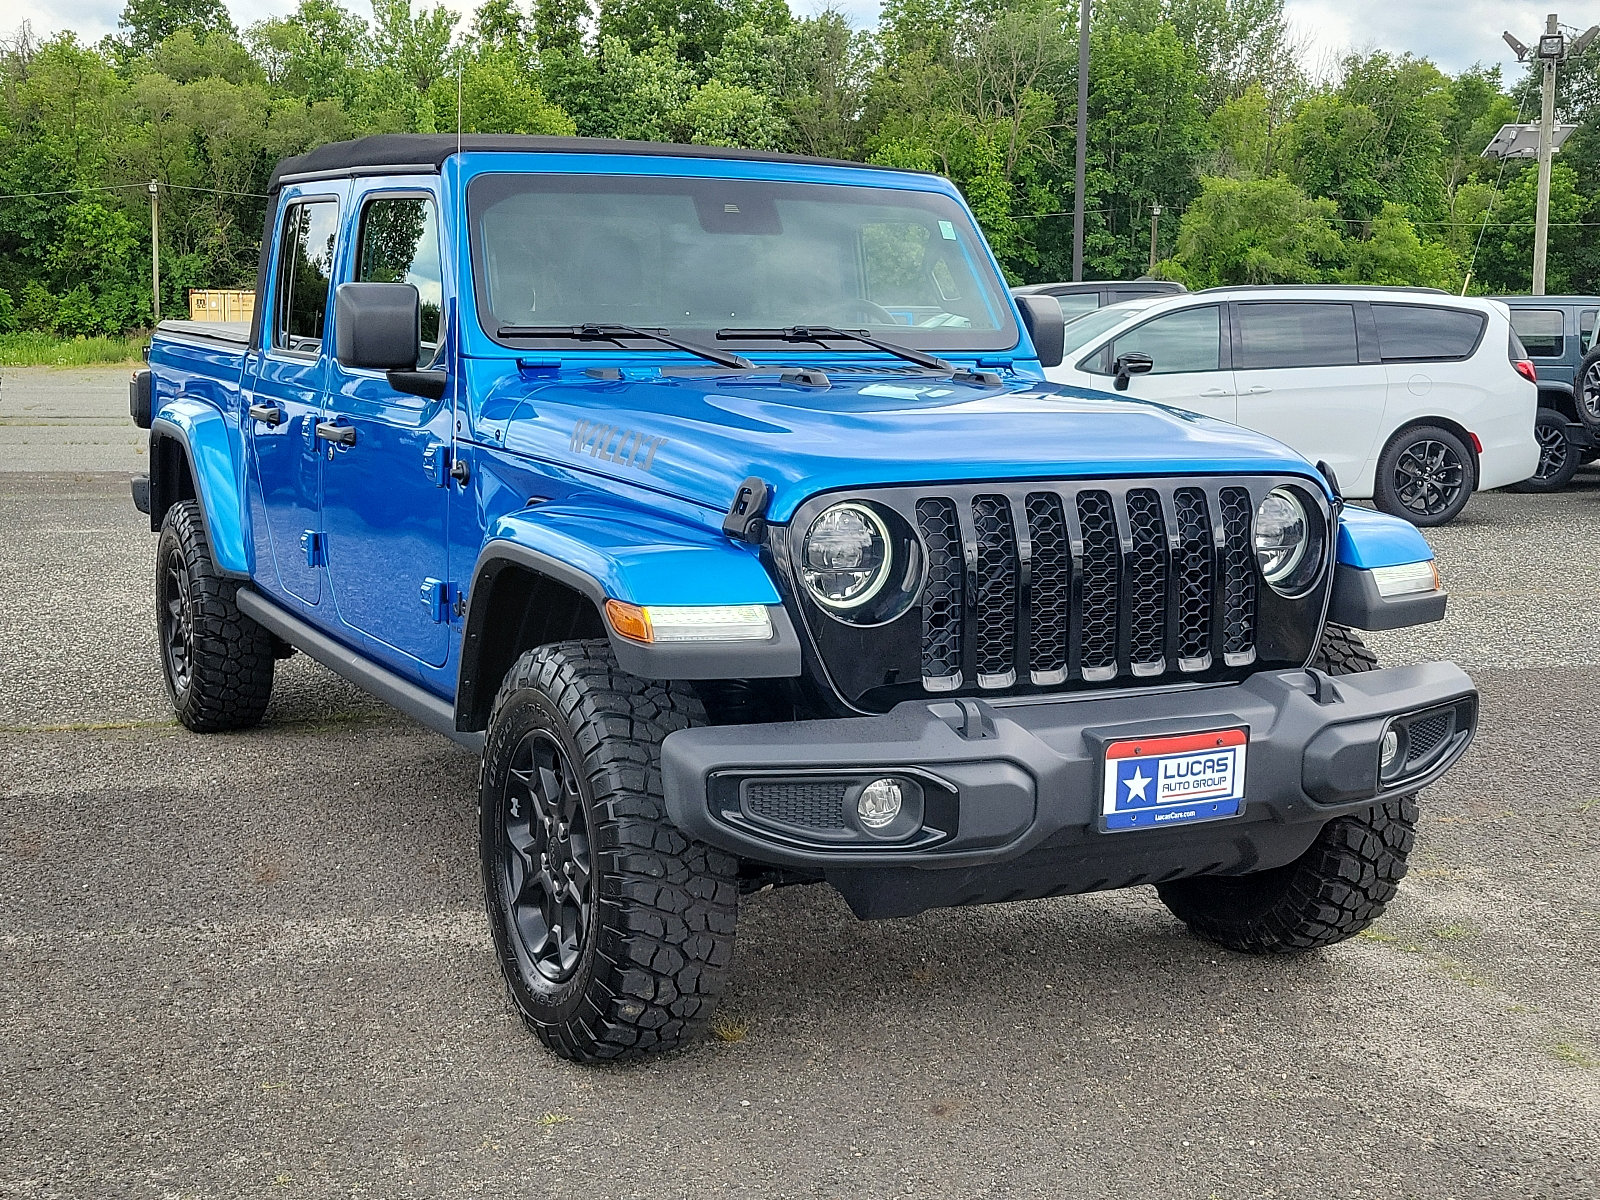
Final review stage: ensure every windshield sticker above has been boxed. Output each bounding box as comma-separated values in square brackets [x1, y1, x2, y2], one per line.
[939, 220, 957, 240]
[570, 419, 668, 471]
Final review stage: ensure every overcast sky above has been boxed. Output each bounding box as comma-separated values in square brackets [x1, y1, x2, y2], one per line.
[2, 0, 1574, 83]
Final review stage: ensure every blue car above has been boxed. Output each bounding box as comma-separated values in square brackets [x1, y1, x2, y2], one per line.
[130, 135, 1477, 1062]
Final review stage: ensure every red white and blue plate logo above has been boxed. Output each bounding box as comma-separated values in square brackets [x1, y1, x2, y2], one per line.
[1101, 729, 1247, 832]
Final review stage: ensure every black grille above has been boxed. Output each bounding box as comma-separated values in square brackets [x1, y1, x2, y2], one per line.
[1405, 711, 1452, 765]
[916, 498, 963, 687]
[1218, 487, 1258, 664]
[746, 781, 849, 831]
[918, 483, 1261, 691]
[972, 495, 1018, 685]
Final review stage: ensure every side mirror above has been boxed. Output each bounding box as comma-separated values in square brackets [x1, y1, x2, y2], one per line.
[1112, 351, 1154, 391]
[334, 282, 420, 371]
[1015, 293, 1065, 368]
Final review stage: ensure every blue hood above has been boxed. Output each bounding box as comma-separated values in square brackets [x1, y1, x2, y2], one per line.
[473, 365, 1324, 524]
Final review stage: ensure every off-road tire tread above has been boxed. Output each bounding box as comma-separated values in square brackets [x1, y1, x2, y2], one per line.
[481, 640, 739, 1062]
[157, 500, 274, 732]
[1156, 625, 1417, 954]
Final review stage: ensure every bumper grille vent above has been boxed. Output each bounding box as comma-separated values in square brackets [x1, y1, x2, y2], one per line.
[745, 781, 849, 831]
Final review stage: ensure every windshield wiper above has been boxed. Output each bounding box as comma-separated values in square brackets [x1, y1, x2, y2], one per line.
[716, 325, 953, 373]
[497, 323, 754, 371]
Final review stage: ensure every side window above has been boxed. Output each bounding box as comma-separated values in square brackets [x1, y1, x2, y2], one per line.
[1510, 308, 1563, 358]
[1371, 304, 1487, 362]
[274, 200, 339, 354]
[1580, 309, 1596, 351]
[1235, 302, 1358, 370]
[1100, 305, 1222, 375]
[1051, 291, 1101, 319]
[357, 196, 444, 361]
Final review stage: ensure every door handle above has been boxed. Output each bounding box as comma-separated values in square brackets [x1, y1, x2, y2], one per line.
[248, 403, 284, 426]
[1246, 385, 1273, 395]
[315, 420, 357, 446]
[1199, 388, 1235, 397]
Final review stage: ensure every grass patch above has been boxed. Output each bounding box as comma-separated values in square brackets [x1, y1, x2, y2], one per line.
[0, 331, 147, 366]
[1550, 1041, 1596, 1068]
[710, 1012, 749, 1043]
[537, 1111, 572, 1126]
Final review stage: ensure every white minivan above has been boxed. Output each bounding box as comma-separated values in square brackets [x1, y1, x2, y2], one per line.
[1040, 286, 1539, 525]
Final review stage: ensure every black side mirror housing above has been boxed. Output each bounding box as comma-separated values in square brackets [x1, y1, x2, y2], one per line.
[1015, 293, 1065, 368]
[1112, 351, 1154, 391]
[334, 282, 421, 371]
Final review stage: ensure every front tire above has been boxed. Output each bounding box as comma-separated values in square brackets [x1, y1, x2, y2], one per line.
[155, 499, 275, 732]
[1155, 625, 1418, 954]
[1373, 424, 1475, 526]
[479, 640, 739, 1061]
[1508, 409, 1580, 493]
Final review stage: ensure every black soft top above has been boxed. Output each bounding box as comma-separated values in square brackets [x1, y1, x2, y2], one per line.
[266, 134, 907, 192]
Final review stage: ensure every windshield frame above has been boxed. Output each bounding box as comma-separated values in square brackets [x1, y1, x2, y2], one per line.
[465, 168, 1022, 357]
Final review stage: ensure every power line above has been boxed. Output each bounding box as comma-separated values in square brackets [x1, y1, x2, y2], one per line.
[0, 181, 267, 200]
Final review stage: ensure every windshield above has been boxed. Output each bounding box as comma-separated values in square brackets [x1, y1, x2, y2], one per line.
[1057, 297, 1164, 358]
[468, 173, 1019, 353]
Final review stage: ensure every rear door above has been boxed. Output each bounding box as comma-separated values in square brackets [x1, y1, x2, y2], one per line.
[1076, 303, 1236, 421]
[246, 192, 343, 606]
[1228, 300, 1385, 480]
[319, 185, 454, 668]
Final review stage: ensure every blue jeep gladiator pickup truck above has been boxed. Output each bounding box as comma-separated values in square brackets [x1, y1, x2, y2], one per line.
[130, 134, 1478, 1062]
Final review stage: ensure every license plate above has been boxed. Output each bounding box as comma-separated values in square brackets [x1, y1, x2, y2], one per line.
[1100, 729, 1247, 832]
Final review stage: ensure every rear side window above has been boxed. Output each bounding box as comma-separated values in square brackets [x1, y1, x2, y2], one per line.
[1510, 308, 1563, 358]
[1236, 302, 1358, 369]
[274, 200, 340, 354]
[1052, 291, 1101, 319]
[1101, 305, 1223, 375]
[1581, 309, 1597, 350]
[1372, 304, 1488, 362]
[357, 196, 444, 362]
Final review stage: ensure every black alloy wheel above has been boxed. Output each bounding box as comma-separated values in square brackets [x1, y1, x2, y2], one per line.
[1535, 415, 1568, 478]
[1510, 409, 1581, 494]
[1579, 350, 1600, 432]
[160, 545, 195, 696]
[1392, 438, 1465, 518]
[495, 729, 594, 985]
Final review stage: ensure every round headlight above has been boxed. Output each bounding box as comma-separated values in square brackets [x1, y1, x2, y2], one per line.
[1253, 487, 1323, 595]
[802, 502, 892, 610]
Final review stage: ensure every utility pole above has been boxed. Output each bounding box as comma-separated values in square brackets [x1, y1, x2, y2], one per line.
[1148, 203, 1161, 274]
[1502, 17, 1599, 295]
[1071, 0, 1090, 282]
[148, 179, 160, 324]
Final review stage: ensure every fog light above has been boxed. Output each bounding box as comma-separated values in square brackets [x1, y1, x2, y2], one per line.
[857, 778, 903, 829]
[1380, 728, 1400, 769]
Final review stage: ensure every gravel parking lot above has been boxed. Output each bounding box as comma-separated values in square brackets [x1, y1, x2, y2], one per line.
[2, 369, 1597, 1198]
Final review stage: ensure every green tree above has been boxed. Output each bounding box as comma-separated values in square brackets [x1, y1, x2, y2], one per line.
[118, 0, 236, 56]
[1168, 175, 1345, 286]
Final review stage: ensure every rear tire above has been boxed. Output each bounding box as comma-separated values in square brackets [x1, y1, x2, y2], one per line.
[1576, 346, 1600, 436]
[1509, 409, 1580, 493]
[478, 640, 740, 1061]
[155, 500, 275, 732]
[1155, 625, 1417, 954]
[1373, 424, 1475, 526]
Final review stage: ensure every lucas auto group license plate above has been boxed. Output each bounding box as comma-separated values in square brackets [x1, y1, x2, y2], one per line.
[1100, 729, 1247, 832]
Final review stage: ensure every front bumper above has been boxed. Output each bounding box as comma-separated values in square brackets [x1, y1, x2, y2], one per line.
[661, 663, 1477, 918]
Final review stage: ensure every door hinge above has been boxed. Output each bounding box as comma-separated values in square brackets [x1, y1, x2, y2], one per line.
[422, 441, 452, 487]
[421, 578, 460, 623]
[722, 476, 772, 543]
[301, 530, 327, 568]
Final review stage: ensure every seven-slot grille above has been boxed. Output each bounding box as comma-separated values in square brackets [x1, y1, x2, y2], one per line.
[915, 483, 1261, 691]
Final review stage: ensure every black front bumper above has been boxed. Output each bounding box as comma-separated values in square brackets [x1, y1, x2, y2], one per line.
[661, 663, 1477, 918]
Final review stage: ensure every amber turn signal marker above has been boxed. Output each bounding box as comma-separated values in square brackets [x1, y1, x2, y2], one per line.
[604, 599, 654, 643]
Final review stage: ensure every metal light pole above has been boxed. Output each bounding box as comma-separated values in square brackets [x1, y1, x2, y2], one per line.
[1502, 17, 1599, 295]
[148, 179, 160, 324]
[1071, 0, 1090, 282]
[1148, 203, 1161, 274]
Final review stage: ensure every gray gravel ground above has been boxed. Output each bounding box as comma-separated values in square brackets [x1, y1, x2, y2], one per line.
[1, 373, 1597, 1198]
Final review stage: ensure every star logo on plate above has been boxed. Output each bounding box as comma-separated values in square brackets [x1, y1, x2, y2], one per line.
[1124, 766, 1151, 803]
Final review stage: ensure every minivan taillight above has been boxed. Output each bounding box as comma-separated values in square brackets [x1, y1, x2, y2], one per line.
[1514, 359, 1537, 383]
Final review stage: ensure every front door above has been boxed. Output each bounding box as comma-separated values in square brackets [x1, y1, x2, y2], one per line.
[1229, 300, 1387, 483]
[320, 190, 453, 668]
[246, 196, 341, 606]
[1091, 303, 1237, 422]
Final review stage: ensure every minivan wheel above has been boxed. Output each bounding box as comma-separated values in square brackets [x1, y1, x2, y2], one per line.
[1374, 425, 1475, 526]
[1510, 409, 1579, 493]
